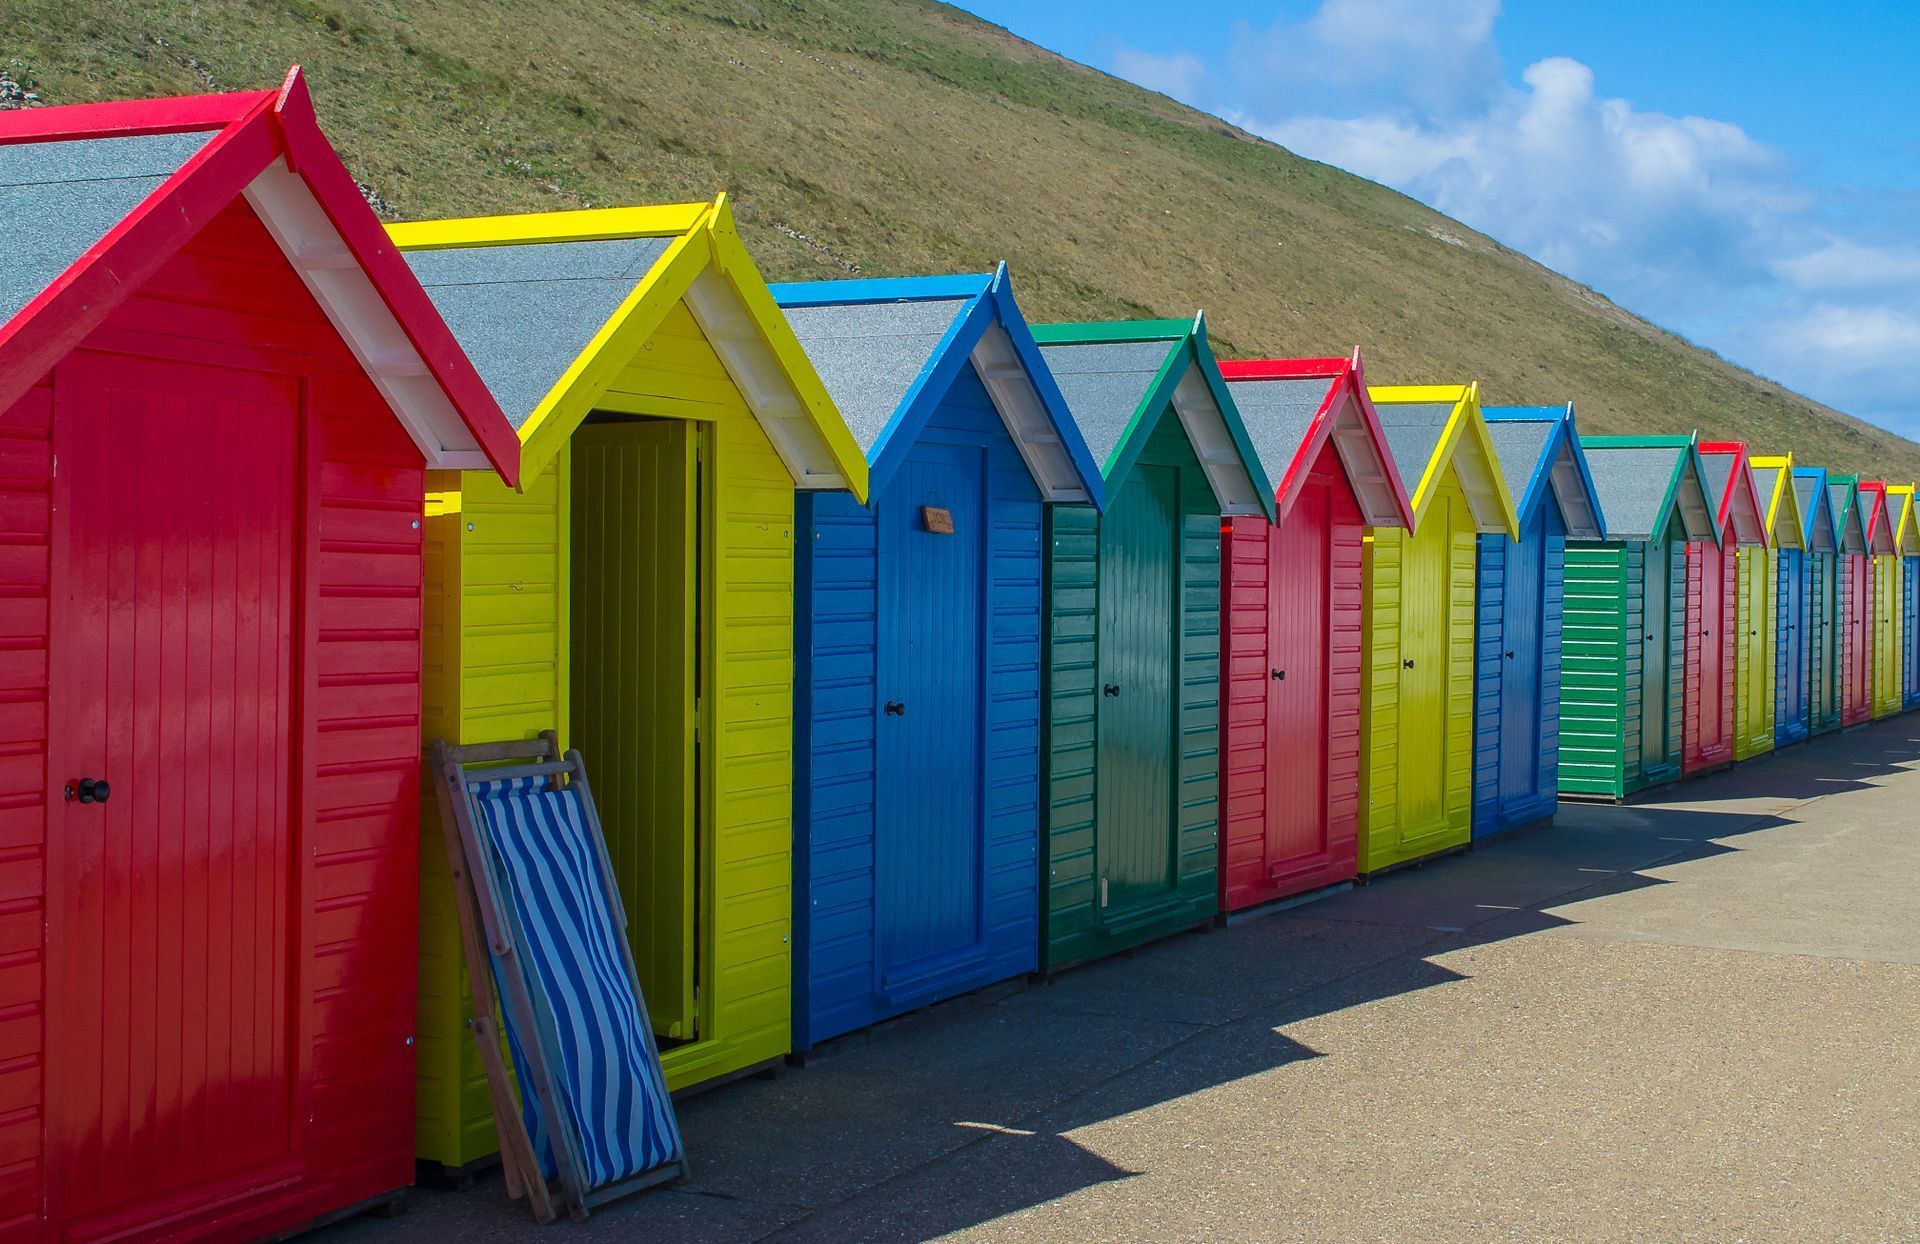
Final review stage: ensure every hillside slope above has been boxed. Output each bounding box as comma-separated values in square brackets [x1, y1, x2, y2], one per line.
[9, 0, 1916, 477]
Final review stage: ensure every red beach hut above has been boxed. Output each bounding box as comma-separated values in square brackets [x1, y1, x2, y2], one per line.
[1215, 354, 1412, 909]
[0, 71, 518, 1239]
[1686, 442, 1768, 775]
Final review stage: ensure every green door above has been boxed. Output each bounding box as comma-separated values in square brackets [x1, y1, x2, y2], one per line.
[571, 417, 699, 1041]
[1095, 464, 1178, 917]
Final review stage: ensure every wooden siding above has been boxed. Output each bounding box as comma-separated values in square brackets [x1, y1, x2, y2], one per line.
[1774, 549, 1812, 746]
[1473, 505, 1568, 835]
[3, 200, 425, 1236]
[1218, 448, 1365, 910]
[1684, 541, 1738, 774]
[793, 363, 1044, 1048]
[1810, 552, 1843, 736]
[1872, 554, 1902, 718]
[1559, 543, 1629, 798]
[1041, 414, 1221, 972]
[1359, 470, 1477, 871]
[1733, 547, 1777, 760]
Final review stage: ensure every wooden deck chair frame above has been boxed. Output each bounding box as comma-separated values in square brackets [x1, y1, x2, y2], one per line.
[429, 731, 691, 1222]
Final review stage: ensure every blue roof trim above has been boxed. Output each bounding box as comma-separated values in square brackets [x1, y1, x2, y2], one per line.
[770, 266, 1105, 506]
[984, 264, 1107, 510]
[1792, 465, 1832, 545]
[769, 272, 994, 307]
[1484, 404, 1607, 538]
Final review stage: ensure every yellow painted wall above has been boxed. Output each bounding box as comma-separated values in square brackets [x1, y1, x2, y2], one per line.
[415, 302, 795, 1168]
[1873, 553, 1902, 717]
[1733, 546, 1776, 759]
[1359, 469, 1477, 873]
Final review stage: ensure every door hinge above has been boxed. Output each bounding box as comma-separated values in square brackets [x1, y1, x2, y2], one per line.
[1099, 876, 1109, 908]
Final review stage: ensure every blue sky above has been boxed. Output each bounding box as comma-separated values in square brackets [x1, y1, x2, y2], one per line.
[957, 1, 1920, 440]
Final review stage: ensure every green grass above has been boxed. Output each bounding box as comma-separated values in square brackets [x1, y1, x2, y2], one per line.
[8, 0, 1915, 477]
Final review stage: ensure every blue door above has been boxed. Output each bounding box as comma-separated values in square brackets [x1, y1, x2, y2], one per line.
[876, 443, 988, 994]
[1498, 526, 1546, 815]
[1906, 560, 1919, 706]
[1777, 549, 1807, 736]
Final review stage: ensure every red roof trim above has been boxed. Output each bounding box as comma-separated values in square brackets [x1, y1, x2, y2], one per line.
[1217, 356, 1349, 380]
[1226, 350, 1413, 529]
[0, 67, 518, 486]
[1697, 439, 1768, 545]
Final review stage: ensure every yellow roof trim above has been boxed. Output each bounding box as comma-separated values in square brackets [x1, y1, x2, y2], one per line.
[1749, 453, 1805, 550]
[389, 198, 868, 500]
[385, 203, 711, 250]
[1369, 381, 1520, 539]
[1889, 483, 1920, 556]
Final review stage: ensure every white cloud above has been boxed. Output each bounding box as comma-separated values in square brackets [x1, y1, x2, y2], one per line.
[1101, 0, 1920, 439]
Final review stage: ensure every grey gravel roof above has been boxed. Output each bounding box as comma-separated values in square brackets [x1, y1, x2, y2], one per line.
[1700, 453, 1736, 518]
[779, 298, 969, 458]
[0, 129, 218, 328]
[1375, 403, 1455, 484]
[1585, 445, 1684, 540]
[1483, 419, 1555, 516]
[1794, 476, 1836, 550]
[1035, 338, 1180, 471]
[403, 236, 673, 428]
[1750, 463, 1785, 533]
[1221, 376, 1334, 484]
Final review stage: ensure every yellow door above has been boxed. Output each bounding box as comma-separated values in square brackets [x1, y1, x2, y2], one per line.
[1398, 492, 1452, 836]
[570, 417, 700, 1041]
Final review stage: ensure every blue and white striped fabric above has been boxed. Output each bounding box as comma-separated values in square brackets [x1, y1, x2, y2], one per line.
[470, 775, 684, 1190]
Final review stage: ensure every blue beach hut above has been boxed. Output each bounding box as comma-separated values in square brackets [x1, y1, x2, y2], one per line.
[774, 267, 1104, 1051]
[1472, 405, 1606, 837]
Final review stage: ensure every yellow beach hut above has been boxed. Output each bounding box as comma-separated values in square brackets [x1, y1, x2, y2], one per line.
[1361, 384, 1519, 873]
[390, 199, 867, 1169]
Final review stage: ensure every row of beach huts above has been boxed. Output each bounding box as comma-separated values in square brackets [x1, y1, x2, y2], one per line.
[4, 70, 1915, 1239]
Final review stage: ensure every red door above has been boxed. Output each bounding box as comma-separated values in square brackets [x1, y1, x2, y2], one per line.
[1844, 557, 1871, 723]
[1689, 542, 1732, 770]
[1263, 479, 1331, 885]
[49, 353, 301, 1230]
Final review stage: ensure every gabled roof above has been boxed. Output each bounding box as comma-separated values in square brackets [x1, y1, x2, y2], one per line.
[1696, 441, 1770, 548]
[390, 198, 866, 498]
[1746, 453, 1806, 552]
[1857, 481, 1898, 554]
[1481, 403, 1606, 540]
[768, 264, 1102, 507]
[0, 66, 518, 483]
[1216, 350, 1412, 528]
[1827, 475, 1870, 554]
[1888, 484, 1920, 557]
[1581, 435, 1720, 546]
[1791, 467, 1837, 553]
[1365, 383, 1519, 538]
[1030, 315, 1274, 519]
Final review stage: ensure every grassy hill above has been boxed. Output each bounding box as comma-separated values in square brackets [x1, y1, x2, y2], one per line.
[10, 0, 1916, 478]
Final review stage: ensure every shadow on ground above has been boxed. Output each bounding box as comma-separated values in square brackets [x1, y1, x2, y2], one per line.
[315, 716, 1919, 1242]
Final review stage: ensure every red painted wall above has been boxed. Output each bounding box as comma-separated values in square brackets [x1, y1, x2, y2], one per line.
[1842, 555, 1872, 725]
[0, 199, 423, 1240]
[1683, 540, 1738, 774]
[1219, 446, 1365, 911]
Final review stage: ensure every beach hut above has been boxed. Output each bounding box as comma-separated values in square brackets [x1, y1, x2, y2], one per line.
[1860, 481, 1904, 719]
[1748, 455, 1811, 749]
[1693, 443, 1771, 771]
[1890, 484, 1920, 711]
[1795, 467, 1846, 737]
[1471, 405, 1606, 837]
[390, 201, 867, 1168]
[1214, 354, 1413, 909]
[1560, 437, 1718, 799]
[1358, 385, 1519, 871]
[1830, 476, 1874, 728]
[770, 269, 1103, 1050]
[0, 72, 521, 1239]
[1030, 317, 1273, 971]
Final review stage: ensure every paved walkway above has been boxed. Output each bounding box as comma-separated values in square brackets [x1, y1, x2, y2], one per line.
[325, 717, 1920, 1242]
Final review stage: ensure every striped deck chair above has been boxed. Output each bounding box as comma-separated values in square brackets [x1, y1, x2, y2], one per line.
[430, 732, 688, 1222]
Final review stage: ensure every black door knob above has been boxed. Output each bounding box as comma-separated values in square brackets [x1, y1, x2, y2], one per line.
[1271, 668, 1286, 681]
[884, 700, 905, 717]
[1103, 683, 1121, 697]
[65, 777, 110, 804]
[1504, 650, 1515, 659]
[1402, 658, 1415, 669]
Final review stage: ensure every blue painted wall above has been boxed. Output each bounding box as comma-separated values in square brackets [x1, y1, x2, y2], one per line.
[1472, 500, 1567, 836]
[1906, 559, 1920, 710]
[1775, 548, 1811, 745]
[793, 363, 1044, 1050]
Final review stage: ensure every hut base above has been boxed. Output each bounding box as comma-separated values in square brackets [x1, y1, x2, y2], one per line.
[1355, 842, 1471, 882]
[416, 1155, 500, 1193]
[1219, 880, 1356, 926]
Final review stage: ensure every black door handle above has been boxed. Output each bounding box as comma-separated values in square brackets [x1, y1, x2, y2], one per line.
[1103, 683, 1120, 697]
[1271, 668, 1286, 681]
[1402, 659, 1415, 669]
[1504, 650, 1515, 660]
[884, 700, 905, 717]
[64, 777, 111, 804]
